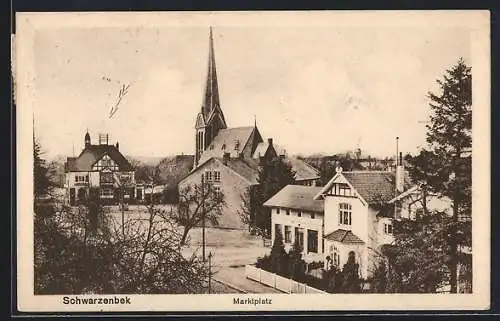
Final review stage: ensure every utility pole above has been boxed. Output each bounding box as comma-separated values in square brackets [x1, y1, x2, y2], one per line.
[202, 174, 206, 261]
[208, 251, 213, 294]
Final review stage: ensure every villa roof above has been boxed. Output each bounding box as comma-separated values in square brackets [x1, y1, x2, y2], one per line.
[263, 185, 324, 213]
[65, 144, 133, 172]
[316, 170, 412, 205]
[324, 229, 365, 244]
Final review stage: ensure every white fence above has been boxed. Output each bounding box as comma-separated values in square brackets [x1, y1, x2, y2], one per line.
[245, 265, 326, 294]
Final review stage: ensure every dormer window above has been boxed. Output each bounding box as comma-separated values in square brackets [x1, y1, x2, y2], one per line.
[234, 140, 240, 150]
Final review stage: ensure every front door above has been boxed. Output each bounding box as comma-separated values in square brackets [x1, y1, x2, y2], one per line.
[69, 188, 75, 206]
[77, 188, 87, 204]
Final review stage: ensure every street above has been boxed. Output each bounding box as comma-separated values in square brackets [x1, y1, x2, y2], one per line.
[182, 227, 283, 294]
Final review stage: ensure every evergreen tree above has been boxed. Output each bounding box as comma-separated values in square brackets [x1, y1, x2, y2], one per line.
[33, 139, 55, 200]
[341, 251, 361, 293]
[255, 157, 296, 235]
[423, 58, 472, 292]
[269, 229, 288, 276]
[287, 239, 306, 282]
[371, 59, 472, 294]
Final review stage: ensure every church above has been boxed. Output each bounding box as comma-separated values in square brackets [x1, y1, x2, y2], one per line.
[179, 28, 320, 229]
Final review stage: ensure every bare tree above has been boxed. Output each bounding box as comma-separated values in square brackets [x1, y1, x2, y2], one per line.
[34, 196, 212, 294]
[172, 182, 225, 246]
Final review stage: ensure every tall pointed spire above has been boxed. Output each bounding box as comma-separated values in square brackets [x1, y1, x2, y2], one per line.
[202, 27, 221, 119]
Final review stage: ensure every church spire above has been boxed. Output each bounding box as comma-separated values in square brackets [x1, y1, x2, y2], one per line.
[202, 27, 222, 121]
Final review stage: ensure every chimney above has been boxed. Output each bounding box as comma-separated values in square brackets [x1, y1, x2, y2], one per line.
[395, 152, 404, 193]
[268, 138, 273, 146]
[116, 141, 119, 150]
[223, 152, 230, 165]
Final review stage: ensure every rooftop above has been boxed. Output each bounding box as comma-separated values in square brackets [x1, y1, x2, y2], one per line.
[65, 144, 133, 172]
[263, 185, 324, 213]
[324, 229, 365, 244]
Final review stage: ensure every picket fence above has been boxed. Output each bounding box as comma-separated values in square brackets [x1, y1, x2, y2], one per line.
[245, 265, 326, 294]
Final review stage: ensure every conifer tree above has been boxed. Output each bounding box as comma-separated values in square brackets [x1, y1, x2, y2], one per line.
[424, 58, 472, 293]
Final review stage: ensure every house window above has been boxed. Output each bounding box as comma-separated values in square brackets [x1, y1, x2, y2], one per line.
[274, 224, 282, 239]
[331, 183, 353, 197]
[75, 174, 89, 183]
[213, 185, 221, 196]
[311, 212, 315, 219]
[307, 230, 318, 253]
[339, 203, 352, 226]
[295, 227, 304, 251]
[214, 171, 221, 182]
[205, 171, 213, 182]
[286, 209, 290, 216]
[384, 223, 393, 234]
[284, 225, 292, 243]
[276, 208, 280, 214]
[100, 172, 114, 184]
[330, 245, 340, 266]
[297, 211, 302, 217]
[100, 188, 114, 197]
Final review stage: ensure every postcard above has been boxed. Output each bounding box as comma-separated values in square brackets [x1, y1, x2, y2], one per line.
[15, 10, 490, 312]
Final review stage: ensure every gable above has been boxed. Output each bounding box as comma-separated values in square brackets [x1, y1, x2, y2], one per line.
[67, 145, 133, 172]
[92, 153, 119, 171]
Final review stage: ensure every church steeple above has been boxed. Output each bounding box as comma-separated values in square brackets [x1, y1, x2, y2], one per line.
[201, 27, 226, 126]
[195, 27, 228, 167]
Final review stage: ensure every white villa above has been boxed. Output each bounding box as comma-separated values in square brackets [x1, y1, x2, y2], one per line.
[265, 153, 452, 280]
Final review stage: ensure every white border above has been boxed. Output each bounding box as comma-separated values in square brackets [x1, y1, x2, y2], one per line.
[15, 10, 491, 312]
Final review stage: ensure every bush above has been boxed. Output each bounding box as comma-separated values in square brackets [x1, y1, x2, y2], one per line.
[308, 261, 324, 270]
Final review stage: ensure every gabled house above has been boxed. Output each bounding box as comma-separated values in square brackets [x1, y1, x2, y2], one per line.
[266, 152, 453, 279]
[178, 28, 319, 229]
[64, 132, 135, 205]
[264, 185, 325, 262]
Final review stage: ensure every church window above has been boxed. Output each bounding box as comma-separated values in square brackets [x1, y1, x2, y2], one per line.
[214, 171, 221, 182]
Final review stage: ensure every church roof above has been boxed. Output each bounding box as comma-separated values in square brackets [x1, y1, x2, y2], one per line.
[263, 185, 324, 213]
[199, 126, 256, 163]
[225, 157, 260, 184]
[65, 144, 133, 172]
[288, 157, 320, 181]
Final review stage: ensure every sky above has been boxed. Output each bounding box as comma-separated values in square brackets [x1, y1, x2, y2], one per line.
[29, 13, 472, 159]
